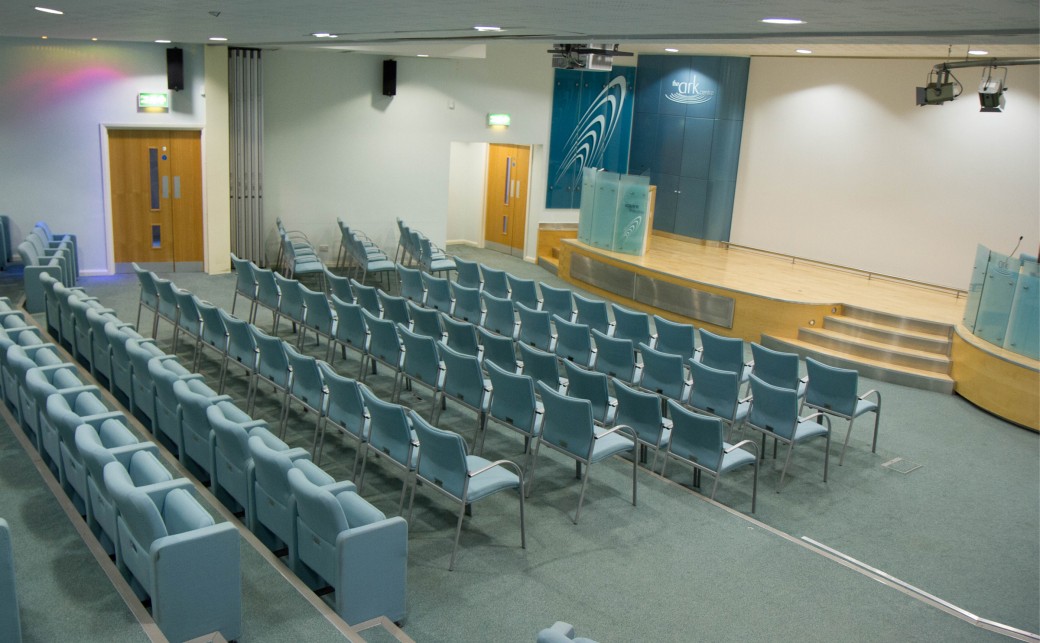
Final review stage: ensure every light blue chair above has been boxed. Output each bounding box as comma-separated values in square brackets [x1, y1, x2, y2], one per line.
[287, 468, 408, 624]
[539, 283, 575, 324]
[531, 382, 638, 524]
[359, 309, 404, 385]
[103, 463, 241, 642]
[248, 326, 291, 426]
[452, 256, 482, 290]
[434, 342, 493, 441]
[396, 325, 445, 416]
[350, 279, 382, 317]
[149, 357, 205, 458]
[516, 301, 556, 352]
[103, 322, 143, 407]
[611, 304, 655, 346]
[408, 410, 525, 571]
[172, 289, 203, 361]
[152, 277, 180, 341]
[573, 293, 614, 336]
[553, 315, 596, 368]
[652, 315, 698, 362]
[230, 253, 257, 319]
[479, 265, 510, 299]
[218, 310, 257, 396]
[328, 296, 368, 375]
[172, 378, 244, 484]
[518, 342, 565, 392]
[750, 343, 807, 397]
[132, 262, 160, 332]
[251, 267, 281, 330]
[449, 282, 482, 324]
[194, 299, 229, 372]
[284, 344, 328, 445]
[273, 273, 305, 340]
[299, 283, 337, 352]
[396, 264, 426, 303]
[482, 360, 543, 477]
[562, 360, 617, 427]
[125, 338, 172, 430]
[0, 519, 22, 643]
[209, 405, 273, 530]
[378, 290, 412, 328]
[69, 293, 114, 369]
[612, 378, 671, 473]
[46, 387, 123, 514]
[803, 357, 881, 465]
[479, 326, 520, 373]
[746, 374, 832, 491]
[249, 432, 326, 556]
[357, 387, 418, 513]
[324, 267, 355, 304]
[697, 328, 752, 386]
[664, 401, 759, 513]
[591, 328, 639, 384]
[481, 291, 520, 340]
[507, 275, 542, 310]
[315, 364, 370, 471]
[418, 236, 456, 278]
[421, 272, 453, 314]
[15, 350, 81, 453]
[442, 314, 480, 358]
[687, 359, 750, 432]
[408, 301, 443, 340]
[637, 342, 691, 405]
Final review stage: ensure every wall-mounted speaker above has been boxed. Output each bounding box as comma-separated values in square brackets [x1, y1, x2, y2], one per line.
[167, 47, 184, 91]
[382, 59, 397, 97]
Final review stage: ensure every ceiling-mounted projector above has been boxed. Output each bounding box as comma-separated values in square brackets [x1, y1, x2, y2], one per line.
[978, 67, 1008, 112]
[549, 43, 633, 71]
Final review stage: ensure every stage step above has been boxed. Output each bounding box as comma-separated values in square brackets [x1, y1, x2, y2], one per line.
[822, 315, 952, 356]
[841, 304, 954, 339]
[797, 327, 951, 373]
[762, 335, 956, 394]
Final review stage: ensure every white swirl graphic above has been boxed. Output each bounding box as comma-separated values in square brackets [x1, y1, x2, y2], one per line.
[553, 75, 629, 189]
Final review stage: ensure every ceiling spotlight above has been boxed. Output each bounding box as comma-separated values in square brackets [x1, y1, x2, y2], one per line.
[209, 36, 228, 41]
[417, 54, 429, 57]
[473, 25, 502, 32]
[761, 18, 805, 25]
[979, 67, 1007, 112]
[91, 37, 97, 41]
[34, 6, 63, 14]
[155, 39, 171, 43]
[968, 50, 989, 56]
[796, 49, 813, 54]
[664, 48, 678, 53]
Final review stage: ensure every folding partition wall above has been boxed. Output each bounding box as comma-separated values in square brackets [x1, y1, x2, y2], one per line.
[229, 48, 265, 264]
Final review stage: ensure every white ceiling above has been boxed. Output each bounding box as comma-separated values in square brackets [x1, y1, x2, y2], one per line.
[2, 0, 1038, 59]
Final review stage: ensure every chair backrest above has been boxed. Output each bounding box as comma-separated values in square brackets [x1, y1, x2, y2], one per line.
[688, 359, 741, 422]
[350, 279, 382, 316]
[251, 327, 290, 386]
[486, 360, 539, 434]
[666, 400, 724, 471]
[221, 310, 257, 367]
[324, 268, 354, 303]
[479, 265, 510, 299]
[230, 253, 257, 298]
[480, 291, 515, 337]
[361, 309, 402, 366]
[208, 403, 264, 466]
[562, 360, 612, 425]
[421, 272, 453, 313]
[285, 344, 325, 409]
[518, 342, 561, 390]
[750, 343, 802, 392]
[452, 256, 482, 290]
[613, 378, 665, 445]
[536, 380, 594, 459]
[378, 291, 411, 326]
[398, 325, 443, 387]
[516, 302, 554, 352]
[747, 374, 801, 440]
[153, 278, 179, 318]
[319, 363, 368, 439]
[411, 409, 468, 499]
[300, 285, 335, 336]
[611, 304, 653, 346]
[573, 293, 612, 335]
[437, 342, 488, 408]
[442, 314, 480, 357]
[197, 299, 228, 349]
[274, 273, 305, 320]
[478, 326, 519, 372]
[407, 301, 442, 339]
[698, 329, 745, 373]
[331, 295, 368, 348]
[396, 264, 426, 302]
[133, 263, 159, 306]
[591, 328, 635, 382]
[248, 433, 298, 508]
[286, 467, 349, 546]
[553, 315, 594, 367]
[804, 357, 860, 416]
[360, 386, 415, 468]
[253, 267, 281, 310]
[506, 275, 541, 310]
[652, 315, 697, 362]
[539, 283, 574, 323]
[173, 290, 202, 334]
[638, 342, 687, 402]
[449, 282, 482, 324]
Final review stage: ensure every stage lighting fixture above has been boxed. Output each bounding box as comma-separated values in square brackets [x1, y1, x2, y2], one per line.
[978, 67, 1007, 112]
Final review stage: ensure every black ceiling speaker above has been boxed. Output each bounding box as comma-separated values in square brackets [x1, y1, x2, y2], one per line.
[167, 47, 184, 91]
[382, 59, 397, 97]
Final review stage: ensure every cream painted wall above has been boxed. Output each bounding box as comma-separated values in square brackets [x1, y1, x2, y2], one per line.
[0, 38, 207, 274]
[731, 57, 1040, 290]
[203, 46, 231, 274]
[447, 142, 487, 245]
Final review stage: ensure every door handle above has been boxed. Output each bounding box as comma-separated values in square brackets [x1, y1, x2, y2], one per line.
[162, 175, 170, 199]
[173, 176, 181, 199]
[504, 156, 511, 205]
[502, 215, 508, 235]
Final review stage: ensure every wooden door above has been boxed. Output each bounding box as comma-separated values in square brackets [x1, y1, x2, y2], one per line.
[108, 129, 203, 272]
[484, 144, 530, 257]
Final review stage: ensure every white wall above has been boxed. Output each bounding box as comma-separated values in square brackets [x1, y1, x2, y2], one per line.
[446, 142, 487, 244]
[262, 43, 558, 263]
[732, 57, 1040, 289]
[0, 38, 207, 274]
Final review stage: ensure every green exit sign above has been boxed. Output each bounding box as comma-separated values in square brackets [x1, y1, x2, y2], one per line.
[487, 113, 511, 127]
[138, 92, 169, 112]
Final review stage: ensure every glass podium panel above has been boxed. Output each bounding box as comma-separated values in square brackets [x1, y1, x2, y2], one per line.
[613, 174, 651, 255]
[962, 244, 990, 331]
[973, 250, 1020, 346]
[589, 171, 620, 250]
[1003, 261, 1039, 360]
[577, 167, 597, 245]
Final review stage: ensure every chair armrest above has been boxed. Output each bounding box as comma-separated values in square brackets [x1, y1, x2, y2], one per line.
[138, 477, 196, 505]
[469, 458, 524, 481]
[336, 516, 408, 625]
[292, 458, 335, 486]
[52, 385, 104, 403]
[109, 442, 161, 467]
[78, 411, 128, 430]
[321, 480, 359, 495]
[725, 439, 759, 458]
[798, 412, 832, 429]
[859, 389, 881, 405]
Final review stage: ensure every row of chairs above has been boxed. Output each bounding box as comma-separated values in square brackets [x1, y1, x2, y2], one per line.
[395, 219, 457, 277]
[276, 218, 327, 290]
[60, 271, 408, 625]
[18, 222, 79, 313]
[2, 287, 241, 642]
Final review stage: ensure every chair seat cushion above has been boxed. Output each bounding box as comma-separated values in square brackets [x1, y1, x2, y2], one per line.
[163, 488, 214, 536]
[854, 398, 878, 417]
[464, 455, 520, 502]
[792, 419, 830, 443]
[718, 443, 756, 473]
[336, 490, 386, 528]
[589, 429, 634, 463]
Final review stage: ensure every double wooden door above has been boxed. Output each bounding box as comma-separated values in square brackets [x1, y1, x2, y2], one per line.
[108, 129, 203, 272]
[484, 144, 530, 257]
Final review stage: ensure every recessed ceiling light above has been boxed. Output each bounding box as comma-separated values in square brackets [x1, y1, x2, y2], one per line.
[91, 37, 98, 41]
[155, 39, 171, 43]
[417, 54, 429, 57]
[34, 6, 63, 15]
[473, 25, 502, 32]
[41, 35, 48, 39]
[761, 18, 805, 25]
[664, 48, 678, 53]
[209, 36, 228, 41]
[796, 49, 813, 54]
[968, 49, 989, 56]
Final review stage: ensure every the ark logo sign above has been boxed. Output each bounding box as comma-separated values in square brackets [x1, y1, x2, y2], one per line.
[665, 76, 716, 105]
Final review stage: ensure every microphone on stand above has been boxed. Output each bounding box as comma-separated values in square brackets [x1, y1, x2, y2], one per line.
[1009, 235, 1023, 258]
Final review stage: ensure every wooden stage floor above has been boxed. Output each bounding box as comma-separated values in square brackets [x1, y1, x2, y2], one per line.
[567, 235, 966, 326]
